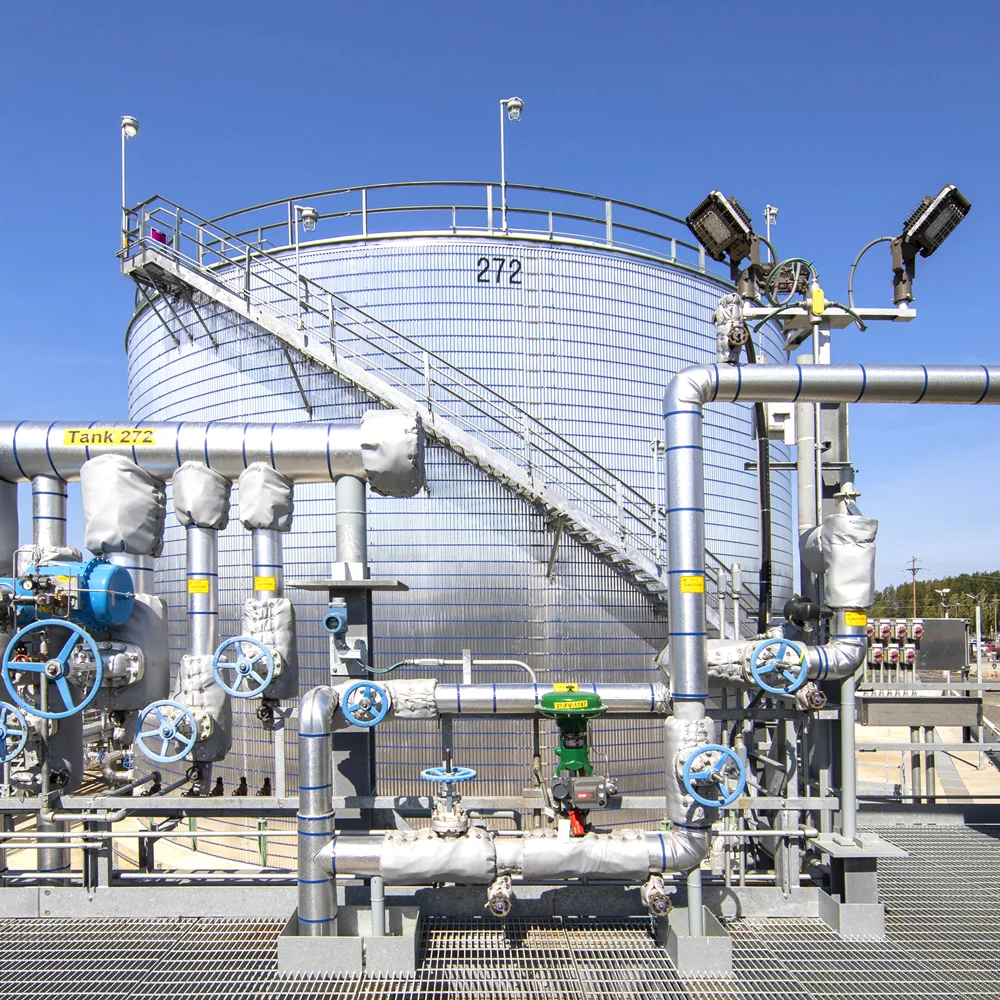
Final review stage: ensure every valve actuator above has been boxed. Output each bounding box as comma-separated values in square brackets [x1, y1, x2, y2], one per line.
[0, 558, 134, 632]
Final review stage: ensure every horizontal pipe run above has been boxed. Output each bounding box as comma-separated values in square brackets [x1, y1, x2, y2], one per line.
[0, 414, 423, 495]
[431, 682, 670, 715]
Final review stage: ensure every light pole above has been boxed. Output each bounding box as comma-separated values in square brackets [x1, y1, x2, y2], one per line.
[121, 115, 139, 250]
[293, 205, 319, 328]
[934, 588, 951, 617]
[763, 205, 778, 262]
[499, 97, 523, 232]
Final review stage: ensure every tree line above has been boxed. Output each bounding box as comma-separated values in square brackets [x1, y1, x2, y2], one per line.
[871, 570, 1000, 634]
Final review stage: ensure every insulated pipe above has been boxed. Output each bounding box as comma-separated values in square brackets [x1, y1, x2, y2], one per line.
[252, 530, 284, 600]
[0, 481, 17, 574]
[0, 414, 424, 497]
[429, 682, 670, 716]
[663, 363, 1000, 701]
[108, 553, 153, 596]
[31, 475, 68, 551]
[297, 686, 339, 936]
[334, 475, 367, 578]
[187, 527, 219, 658]
[795, 400, 818, 602]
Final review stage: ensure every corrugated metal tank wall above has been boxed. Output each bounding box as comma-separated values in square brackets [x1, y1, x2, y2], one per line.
[126, 235, 792, 857]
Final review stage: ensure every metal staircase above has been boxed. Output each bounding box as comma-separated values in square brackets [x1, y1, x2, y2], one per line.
[120, 196, 758, 632]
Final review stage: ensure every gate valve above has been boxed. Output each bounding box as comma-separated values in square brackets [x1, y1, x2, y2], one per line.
[641, 875, 672, 918]
[895, 623, 908, 640]
[340, 681, 390, 727]
[2, 620, 104, 719]
[888, 647, 900, 664]
[905, 647, 916, 665]
[212, 636, 275, 699]
[681, 744, 747, 808]
[134, 700, 200, 763]
[748, 638, 808, 695]
[866, 623, 875, 641]
[486, 875, 514, 918]
[0, 701, 29, 763]
[913, 623, 923, 640]
[880, 623, 891, 639]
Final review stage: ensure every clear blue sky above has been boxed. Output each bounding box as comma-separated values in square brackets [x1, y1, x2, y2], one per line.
[1, 2, 997, 589]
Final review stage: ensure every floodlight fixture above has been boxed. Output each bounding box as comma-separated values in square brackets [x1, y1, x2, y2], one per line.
[299, 206, 319, 232]
[901, 184, 971, 259]
[890, 184, 971, 304]
[121, 115, 139, 138]
[505, 96, 524, 122]
[685, 191, 754, 265]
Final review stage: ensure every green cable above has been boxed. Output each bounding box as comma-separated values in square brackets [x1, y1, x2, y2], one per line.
[364, 660, 408, 675]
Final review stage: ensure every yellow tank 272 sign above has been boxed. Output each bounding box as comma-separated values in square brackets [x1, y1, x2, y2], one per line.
[63, 429, 158, 446]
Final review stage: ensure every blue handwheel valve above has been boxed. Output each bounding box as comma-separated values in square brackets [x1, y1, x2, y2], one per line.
[0, 701, 29, 763]
[340, 681, 389, 727]
[682, 744, 747, 808]
[135, 700, 199, 764]
[212, 636, 275, 699]
[1, 620, 104, 720]
[748, 637, 808, 695]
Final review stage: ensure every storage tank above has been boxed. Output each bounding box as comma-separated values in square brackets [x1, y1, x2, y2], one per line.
[124, 182, 793, 857]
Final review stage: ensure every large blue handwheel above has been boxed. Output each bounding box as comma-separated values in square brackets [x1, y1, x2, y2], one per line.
[0, 701, 29, 763]
[135, 700, 199, 763]
[1, 620, 104, 720]
[749, 637, 808, 695]
[420, 766, 477, 784]
[212, 636, 275, 699]
[682, 744, 746, 808]
[340, 681, 389, 727]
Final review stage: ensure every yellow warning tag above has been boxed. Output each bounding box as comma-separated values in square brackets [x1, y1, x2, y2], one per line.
[187, 578, 211, 594]
[553, 700, 589, 710]
[678, 575, 705, 594]
[844, 611, 868, 627]
[553, 683, 579, 693]
[254, 576, 277, 592]
[62, 428, 157, 446]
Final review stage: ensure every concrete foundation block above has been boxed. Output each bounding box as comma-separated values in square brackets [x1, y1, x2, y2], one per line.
[817, 890, 886, 939]
[661, 907, 733, 978]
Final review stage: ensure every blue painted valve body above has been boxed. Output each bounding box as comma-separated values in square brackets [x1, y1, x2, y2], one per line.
[2, 559, 135, 631]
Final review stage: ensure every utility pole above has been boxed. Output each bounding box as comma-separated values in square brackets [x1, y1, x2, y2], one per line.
[905, 556, 923, 618]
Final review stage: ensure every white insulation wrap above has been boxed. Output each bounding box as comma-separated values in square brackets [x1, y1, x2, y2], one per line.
[242, 597, 297, 677]
[238, 464, 293, 531]
[519, 830, 652, 880]
[173, 654, 230, 761]
[80, 454, 167, 557]
[379, 828, 497, 884]
[173, 463, 231, 530]
[801, 514, 878, 609]
[360, 409, 425, 498]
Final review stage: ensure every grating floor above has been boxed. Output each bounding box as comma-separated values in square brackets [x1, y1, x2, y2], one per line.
[0, 824, 997, 1000]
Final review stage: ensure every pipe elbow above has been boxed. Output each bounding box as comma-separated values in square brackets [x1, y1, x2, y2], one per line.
[805, 634, 867, 681]
[299, 685, 340, 736]
[652, 827, 711, 872]
[664, 365, 717, 414]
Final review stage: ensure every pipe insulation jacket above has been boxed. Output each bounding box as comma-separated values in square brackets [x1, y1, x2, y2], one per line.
[426, 682, 671, 716]
[0, 411, 425, 497]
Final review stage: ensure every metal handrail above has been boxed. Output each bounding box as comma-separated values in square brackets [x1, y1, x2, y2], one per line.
[123, 192, 760, 624]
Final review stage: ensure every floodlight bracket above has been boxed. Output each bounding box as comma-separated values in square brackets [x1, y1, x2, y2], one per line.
[890, 237, 917, 305]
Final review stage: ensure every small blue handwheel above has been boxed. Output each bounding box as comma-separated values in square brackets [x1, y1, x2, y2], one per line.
[1, 620, 104, 720]
[682, 744, 746, 808]
[340, 681, 389, 727]
[420, 766, 477, 784]
[135, 700, 199, 763]
[212, 636, 275, 699]
[0, 701, 29, 763]
[749, 637, 808, 695]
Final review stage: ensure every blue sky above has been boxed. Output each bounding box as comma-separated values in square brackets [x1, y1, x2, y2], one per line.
[1, 1, 997, 589]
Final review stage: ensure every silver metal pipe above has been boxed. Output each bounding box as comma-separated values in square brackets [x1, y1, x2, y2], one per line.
[687, 868, 704, 936]
[297, 686, 339, 936]
[795, 399, 817, 601]
[36, 815, 69, 876]
[841, 671, 857, 841]
[252, 529, 284, 599]
[31, 475, 67, 549]
[430, 682, 670, 716]
[370, 875, 386, 937]
[108, 553, 153, 596]
[187, 526, 218, 658]
[0, 480, 17, 575]
[334, 475, 367, 577]
[0, 414, 423, 496]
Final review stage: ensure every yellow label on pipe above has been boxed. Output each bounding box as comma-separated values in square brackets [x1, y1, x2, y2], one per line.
[678, 575, 705, 594]
[553, 700, 589, 710]
[553, 683, 578, 693]
[62, 428, 157, 446]
[254, 576, 277, 592]
[844, 611, 868, 626]
[187, 578, 211, 594]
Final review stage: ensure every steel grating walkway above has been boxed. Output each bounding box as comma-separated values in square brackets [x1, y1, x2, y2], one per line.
[0, 824, 997, 1000]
